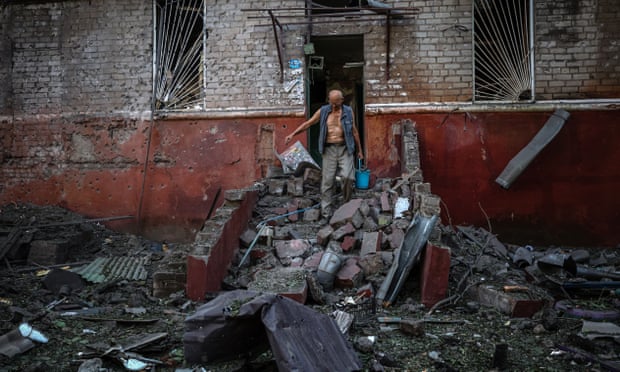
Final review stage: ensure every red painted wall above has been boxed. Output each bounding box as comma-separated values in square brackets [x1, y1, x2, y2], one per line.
[2, 110, 619, 247]
[365, 110, 620, 246]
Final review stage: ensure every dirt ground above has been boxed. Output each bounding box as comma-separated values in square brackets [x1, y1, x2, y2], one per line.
[0, 200, 619, 372]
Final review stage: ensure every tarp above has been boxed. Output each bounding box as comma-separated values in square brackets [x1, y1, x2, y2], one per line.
[184, 290, 362, 371]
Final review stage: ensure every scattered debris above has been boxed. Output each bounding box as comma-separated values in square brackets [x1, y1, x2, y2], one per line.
[2, 138, 620, 370]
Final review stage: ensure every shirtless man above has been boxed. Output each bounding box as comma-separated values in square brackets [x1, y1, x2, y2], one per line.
[285, 89, 363, 223]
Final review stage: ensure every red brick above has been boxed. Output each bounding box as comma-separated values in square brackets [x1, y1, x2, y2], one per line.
[330, 198, 364, 228]
[473, 285, 545, 318]
[332, 222, 356, 241]
[335, 257, 362, 288]
[380, 192, 391, 212]
[341, 236, 358, 252]
[303, 252, 323, 270]
[420, 242, 451, 308]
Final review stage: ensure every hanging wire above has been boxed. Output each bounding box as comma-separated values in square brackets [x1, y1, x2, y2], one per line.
[473, 0, 532, 101]
[154, 0, 205, 110]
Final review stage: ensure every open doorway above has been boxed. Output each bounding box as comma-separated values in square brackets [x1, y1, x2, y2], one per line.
[305, 35, 365, 165]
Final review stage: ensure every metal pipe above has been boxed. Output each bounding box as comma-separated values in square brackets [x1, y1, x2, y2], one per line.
[528, 0, 535, 103]
[202, 0, 207, 109]
[386, 11, 391, 80]
[269, 10, 284, 83]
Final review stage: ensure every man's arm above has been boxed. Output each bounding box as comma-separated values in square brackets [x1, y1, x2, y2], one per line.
[285, 109, 321, 144]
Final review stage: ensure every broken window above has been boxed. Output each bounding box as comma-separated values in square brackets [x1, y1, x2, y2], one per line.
[154, 0, 206, 111]
[473, 0, 534, 102]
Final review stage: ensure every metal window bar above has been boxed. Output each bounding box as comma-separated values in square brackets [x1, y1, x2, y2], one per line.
[473, 0, 535, 102]
[154, 0, 206, 111]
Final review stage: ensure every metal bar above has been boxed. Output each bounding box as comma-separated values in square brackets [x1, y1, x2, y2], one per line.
[202, 0, 207, 109]
[241, 7, 419, 12]
[246, 12, 419, 19]
[269, 10, 285, 84]
[386, 11, 391, 80]
[529, 0, 535, 102]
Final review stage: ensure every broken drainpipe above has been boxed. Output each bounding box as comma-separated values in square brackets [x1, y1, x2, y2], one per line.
[238, 201, 320, 267]
[495, 109, 570, 189]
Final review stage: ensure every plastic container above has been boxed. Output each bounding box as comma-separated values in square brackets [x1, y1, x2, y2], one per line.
[355, 159, 370, 189]
[18, 323, 48, 343]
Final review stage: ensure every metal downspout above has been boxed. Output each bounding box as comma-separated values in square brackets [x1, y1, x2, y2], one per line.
[137, 0, 158, 233]
[529, 0, 535, 103]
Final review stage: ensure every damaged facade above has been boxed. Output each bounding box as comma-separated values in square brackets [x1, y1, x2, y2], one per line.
[0, 1, 620, 370]
[1, 0, 619, 245]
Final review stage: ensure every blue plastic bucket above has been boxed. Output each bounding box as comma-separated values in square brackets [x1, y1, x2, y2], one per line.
[355, 159, 370, 189]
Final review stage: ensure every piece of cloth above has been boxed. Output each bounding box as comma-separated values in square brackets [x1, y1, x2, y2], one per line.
[321, 143, 355, 218]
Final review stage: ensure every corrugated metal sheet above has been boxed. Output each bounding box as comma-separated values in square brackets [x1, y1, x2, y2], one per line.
[71, 256, 149, 283]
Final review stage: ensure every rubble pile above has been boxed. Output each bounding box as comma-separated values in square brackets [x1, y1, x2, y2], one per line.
[214, 166, 620, 371]
[1, 173, 619, 370]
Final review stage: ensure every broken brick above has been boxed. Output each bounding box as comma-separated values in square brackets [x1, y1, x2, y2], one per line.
[303, 252, 323, 270]
[360, 231, 382, 257]
[274, 239, 311, 259]
[420, 193, 441, 216]
[287, 177, 304, 197]
[380, 192, 391, 212]
[335, 257, 362, 289]
[341, 236, 359, 252]
[471, 284, 545, 318]
[330, 199, 364, 228]
[332, 222, 356, 241]
[317, 225, 334, 246]
[420, 242, 451, 308]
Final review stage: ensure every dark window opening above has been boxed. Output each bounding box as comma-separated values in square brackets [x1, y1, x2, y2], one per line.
[154, 0, 205, 111]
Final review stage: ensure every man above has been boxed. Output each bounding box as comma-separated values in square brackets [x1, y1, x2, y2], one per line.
[285, 89, 364, 223]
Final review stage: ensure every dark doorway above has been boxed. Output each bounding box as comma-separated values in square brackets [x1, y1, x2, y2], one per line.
[306, 35, 365, 165]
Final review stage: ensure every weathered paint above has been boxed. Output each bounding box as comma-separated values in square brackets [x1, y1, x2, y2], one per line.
[365, 110, 620, 246]
[1, 110, 619, 247]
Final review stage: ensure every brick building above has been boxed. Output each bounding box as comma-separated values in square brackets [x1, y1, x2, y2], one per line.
[1, 0, 619, 245]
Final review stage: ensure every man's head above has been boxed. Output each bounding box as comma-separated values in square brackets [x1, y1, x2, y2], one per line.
[328, 90, 344, 109]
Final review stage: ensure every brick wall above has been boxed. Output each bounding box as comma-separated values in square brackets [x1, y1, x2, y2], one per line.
[1, 0, 618, 115]
[1, 0, 152, 116]
[536, 0, 620, 99]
